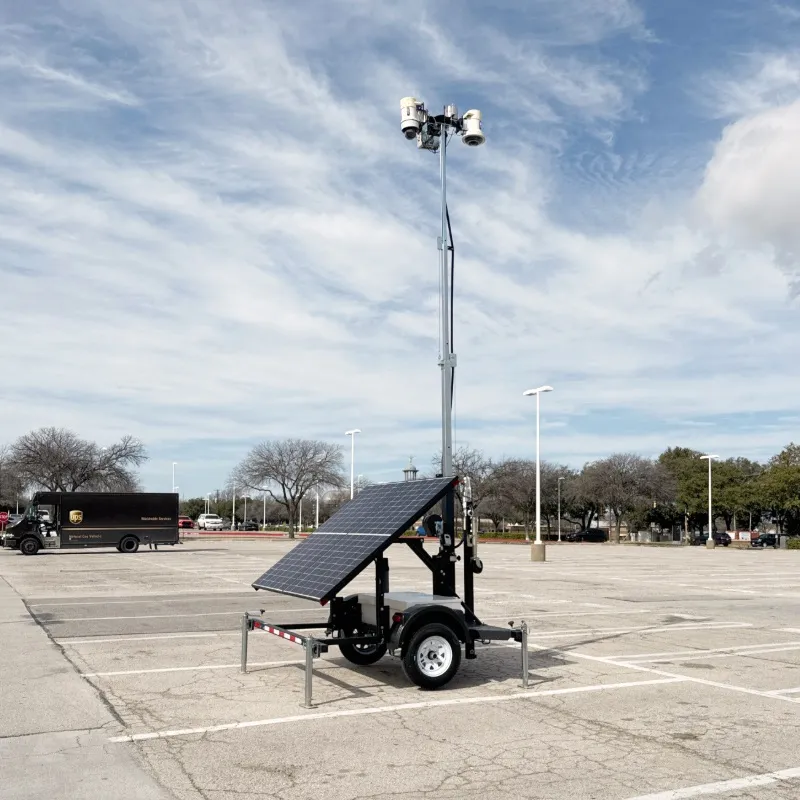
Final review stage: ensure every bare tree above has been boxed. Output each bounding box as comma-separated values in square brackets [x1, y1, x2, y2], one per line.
[488, 459, 563, 539]
[581, 454, 672, 543]
[9, 428, 147, 493]
[231, 438, 344, 538]
[0, 445, 26, 508]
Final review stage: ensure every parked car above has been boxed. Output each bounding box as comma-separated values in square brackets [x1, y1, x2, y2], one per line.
[197, 513, 224, 531]
[178, 516, 194, 530]
[6, 513, 23, 526]
[239, 519, 259, 531]
[565, 529, 608, 543]
[751, 533, 778, 549]
[691, 532, 731, 547]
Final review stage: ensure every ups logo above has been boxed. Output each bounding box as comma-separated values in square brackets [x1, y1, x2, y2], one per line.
[69, 510, 83, 524]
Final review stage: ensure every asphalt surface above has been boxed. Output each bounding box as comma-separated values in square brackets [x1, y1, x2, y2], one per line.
[1, 539, 800, 799]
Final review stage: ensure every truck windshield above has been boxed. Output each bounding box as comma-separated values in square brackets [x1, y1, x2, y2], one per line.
[25, 504, 38, 520]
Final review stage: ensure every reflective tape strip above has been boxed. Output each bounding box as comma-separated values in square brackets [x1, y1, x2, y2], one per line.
[254, 621, 305, 646]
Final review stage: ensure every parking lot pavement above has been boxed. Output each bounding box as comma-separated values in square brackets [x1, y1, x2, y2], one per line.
[2, 541, 800, 799]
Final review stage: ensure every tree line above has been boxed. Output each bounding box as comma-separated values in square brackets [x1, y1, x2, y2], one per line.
[4, 427, 800, 540]
[452, 444, 800, 541]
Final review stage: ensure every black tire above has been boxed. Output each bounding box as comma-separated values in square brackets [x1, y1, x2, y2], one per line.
[20, 538, 40, 556]
[338, 630, 387, 665]
[402, 623, 462, 690]
[119, 536, 139, 553]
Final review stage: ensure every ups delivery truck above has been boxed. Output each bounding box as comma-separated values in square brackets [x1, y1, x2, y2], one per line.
[1, 492, 180, 555]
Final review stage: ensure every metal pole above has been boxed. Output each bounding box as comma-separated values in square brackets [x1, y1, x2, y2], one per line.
[303, 639, 314, 708]
[707, 458, 713, 548]
[240, 613, 249, 673]
[172, 462, 176, 494]
[521, 621, 529, 689]
[315, 491, 319, 529]
[557, 478, 562, 543]
[263, 493, 266, 529]
[299, 499, 302, 531]
[243, 495, 247, 525]
[535, 393, 542, 545]
[350, 436, 355, 499]
[439, 121, 454, 479]
[232, 486, 236, 531]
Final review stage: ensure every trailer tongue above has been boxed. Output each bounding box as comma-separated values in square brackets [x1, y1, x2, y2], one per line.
[243, 476, 529, 706]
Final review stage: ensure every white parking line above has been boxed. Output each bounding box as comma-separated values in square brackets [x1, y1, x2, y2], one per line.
[57, 632, 240, 645]
[608, 641, 800, 661]
[627, 644, 800, 664]
[526, 622, 750, 639]
[624, 765, 800, 799]
[46, 608, 322, 622]
[109, 677, 685, 742]
[525, 644, 800, 706]
[766, 687, 800, 696]
[82, 659, 303, 677]
[481, 609, 652, 622]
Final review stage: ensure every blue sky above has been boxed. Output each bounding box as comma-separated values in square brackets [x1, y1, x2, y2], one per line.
[2, 0, 800, 496]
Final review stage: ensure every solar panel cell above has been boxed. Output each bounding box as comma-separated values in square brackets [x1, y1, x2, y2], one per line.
[252, 477, 457, 601]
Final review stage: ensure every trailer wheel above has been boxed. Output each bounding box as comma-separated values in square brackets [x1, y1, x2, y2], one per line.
[19, 538, 40, 556]
[119, 536, 139, 553]
[402, 623, 461, 690]
[338, 630, 387, 665]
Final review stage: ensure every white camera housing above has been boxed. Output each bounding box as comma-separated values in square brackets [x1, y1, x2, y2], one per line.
[401, 96, 426, 140]
[461, 109, 485, 146]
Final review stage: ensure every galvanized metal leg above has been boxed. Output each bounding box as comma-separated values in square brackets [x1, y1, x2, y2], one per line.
[521, 620, 529, 689]
[240, 613, 249, 674]
[303, 638, 315, 709]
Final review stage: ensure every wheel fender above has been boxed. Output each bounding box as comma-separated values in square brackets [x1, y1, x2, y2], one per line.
[396, 606, 468, 656]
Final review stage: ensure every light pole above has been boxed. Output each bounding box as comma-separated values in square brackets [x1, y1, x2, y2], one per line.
[205, 494, 210, 515]
[557, 476, 565, 543]
[400, 97, 484, 540]
[263, 493, 267, 531]
[172, 462, 177, 493]
[232, 485, 236, 531]
[524, 386, 554, 562]
[345, 429, 361, 500]
[700, 454, 719, 550]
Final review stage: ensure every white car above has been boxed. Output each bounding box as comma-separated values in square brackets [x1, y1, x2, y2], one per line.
[197, 513, 224, 531]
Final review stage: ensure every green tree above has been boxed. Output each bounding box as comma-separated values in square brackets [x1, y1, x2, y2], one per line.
[758, 444, 800, 535]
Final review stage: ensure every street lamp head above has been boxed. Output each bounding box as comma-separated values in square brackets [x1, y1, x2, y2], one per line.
[523, 385, 554, 396]
[345, 429, 361, 436]
[700, 454, 719, 461]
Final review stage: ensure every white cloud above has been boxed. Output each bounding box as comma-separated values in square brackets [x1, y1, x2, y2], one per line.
[695, 99, 800, 273]
[701, 53, 800, 118]
[2, 1, 800, 493]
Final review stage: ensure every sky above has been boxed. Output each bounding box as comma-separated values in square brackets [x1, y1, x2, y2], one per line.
[2, 0, 800, 496]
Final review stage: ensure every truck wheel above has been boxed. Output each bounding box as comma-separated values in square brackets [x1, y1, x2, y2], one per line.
[402, 623, 461, 690]
[119, 536, 139, 553]
[338, 630, 387, 665]
[20, 538, 40, 556]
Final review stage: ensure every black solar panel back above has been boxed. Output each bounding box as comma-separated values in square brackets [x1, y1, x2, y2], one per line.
[252, 476, 457, 602]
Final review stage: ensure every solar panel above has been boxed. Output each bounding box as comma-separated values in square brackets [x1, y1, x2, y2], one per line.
[252, 477, 457, 602]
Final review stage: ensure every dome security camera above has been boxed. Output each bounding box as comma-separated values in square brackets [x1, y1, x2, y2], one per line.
[461, 109, 485, 146]
[400, 96, 426, 140]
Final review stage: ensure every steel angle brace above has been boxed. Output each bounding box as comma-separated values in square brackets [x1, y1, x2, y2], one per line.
[240, 611, 329, 709]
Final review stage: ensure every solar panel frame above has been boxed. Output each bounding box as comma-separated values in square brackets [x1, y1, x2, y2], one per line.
[252, 477, 457, 602]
